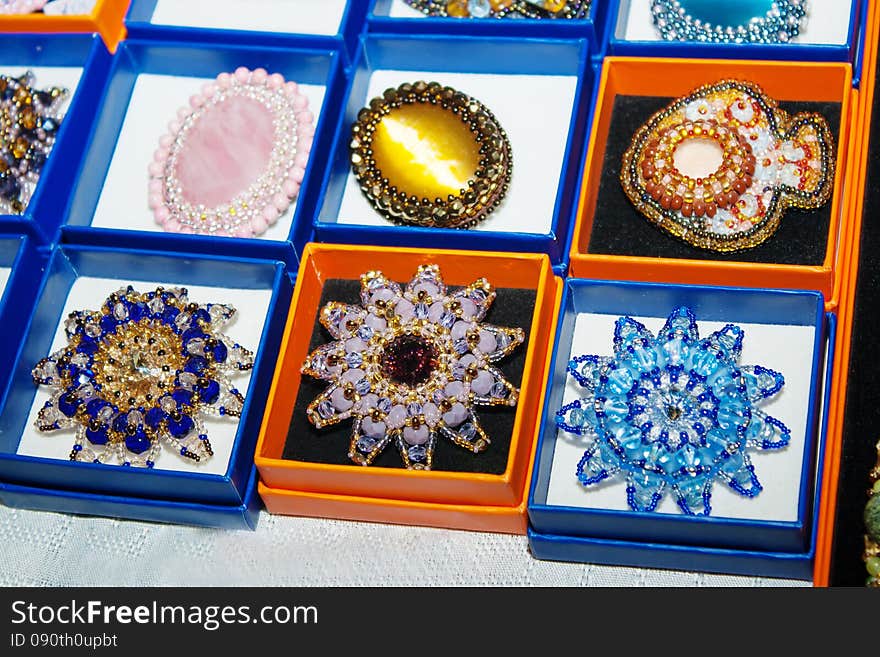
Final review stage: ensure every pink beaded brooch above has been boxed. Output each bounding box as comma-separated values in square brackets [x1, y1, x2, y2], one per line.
[148, 67, 315, 238]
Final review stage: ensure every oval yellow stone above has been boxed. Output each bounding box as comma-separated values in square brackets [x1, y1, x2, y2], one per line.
[371, 103, 480, 202]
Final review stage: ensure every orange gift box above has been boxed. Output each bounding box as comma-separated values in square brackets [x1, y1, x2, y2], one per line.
[0, 0, 129, 52]
[570, 56, 854, 309]
[813, 0, 880, 586]
[255, 243, 562, 534]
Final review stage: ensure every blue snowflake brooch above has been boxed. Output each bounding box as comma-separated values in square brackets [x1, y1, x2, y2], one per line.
[31, 286, 254, 468]
[555, 306, 791, 516]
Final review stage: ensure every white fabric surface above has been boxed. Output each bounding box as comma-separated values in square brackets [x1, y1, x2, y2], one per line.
[0, 506, 808, 586]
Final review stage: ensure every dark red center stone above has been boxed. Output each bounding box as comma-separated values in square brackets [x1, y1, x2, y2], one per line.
[380, 334, 438, 386]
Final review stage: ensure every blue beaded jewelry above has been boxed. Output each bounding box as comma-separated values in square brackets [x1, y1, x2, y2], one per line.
[650, 0, 807, 44]
[556, 306, 791, 516]
[32, 286, 254, 468]
[0, 71, 68, 215]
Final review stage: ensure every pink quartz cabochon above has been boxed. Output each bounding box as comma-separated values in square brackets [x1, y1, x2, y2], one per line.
[175, 95, 276, 208]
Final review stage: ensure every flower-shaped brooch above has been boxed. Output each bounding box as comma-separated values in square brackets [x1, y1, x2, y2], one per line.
[0, 71, 67, 214]
[556, 306, 790, 515]
[301, 264, 525, 470]
[32, 286, 254, 468]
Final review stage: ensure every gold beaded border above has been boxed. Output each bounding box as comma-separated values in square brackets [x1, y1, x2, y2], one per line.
[350, 81, 512, 230]
[620, 79, 836, 253]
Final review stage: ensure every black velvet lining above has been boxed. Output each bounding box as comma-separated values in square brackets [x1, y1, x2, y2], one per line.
[829, 62, 880, 585]
[588, 94, 841, 264]
[282, 278, 536, 475]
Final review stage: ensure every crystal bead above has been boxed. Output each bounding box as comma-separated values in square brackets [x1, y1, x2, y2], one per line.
[178, 372, 198, 389]
[408, 444, 427, 462]
[490, 382, 508, 398]
[148, 297, 165, 315]
[317, 400, 334, 419]
[357, 435, 378, 453]
[174, 312, 192, 330]
[187, 338, 206, 356]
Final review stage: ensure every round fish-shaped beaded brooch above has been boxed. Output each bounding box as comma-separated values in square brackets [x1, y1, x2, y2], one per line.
[621, 79, 834, 252]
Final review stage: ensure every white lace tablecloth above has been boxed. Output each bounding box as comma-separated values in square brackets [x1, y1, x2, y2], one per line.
[0, 506, 807, 587]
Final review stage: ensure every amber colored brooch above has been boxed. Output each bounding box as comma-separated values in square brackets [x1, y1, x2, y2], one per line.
[621, 79, 835, 252]
[301, 264, 524, 470]
[350, 81, 512, 229]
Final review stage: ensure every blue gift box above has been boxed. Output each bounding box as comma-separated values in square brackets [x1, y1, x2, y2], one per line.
[58, 36, 346, 268]
[0, 464, 262, 531]
[607, 0, 864, 76]
[312, 33, 595, 265]
[0, 34, 112, 245]
[0, 244, 292, 512]
[0, 235, 44, 384]
[126, 0, 370, 65]
[527, 279, 834, 580]
[367, 0, 611, 55]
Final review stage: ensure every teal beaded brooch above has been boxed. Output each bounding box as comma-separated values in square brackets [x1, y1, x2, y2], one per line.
[556, 306, 790, 516]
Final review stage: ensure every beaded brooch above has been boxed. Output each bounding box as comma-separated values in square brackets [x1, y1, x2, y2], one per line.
[0, 71, 67, 215]
[149, 67, 315, 238]
[301, 264, 524, 470]
[350, 81, 512, 229]
[32, 286, 254, 468]
[864, 438, 880, 586]
[0, 0, 47, 13]
[621, 79, 834, 252]
[402, 0, 590, 19]
[650, 0, 807, 44]
[43, 0, 96, 13]
[556, 306, 790, 516]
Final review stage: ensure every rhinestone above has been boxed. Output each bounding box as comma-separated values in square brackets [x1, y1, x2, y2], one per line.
[380, 335, 438, 387]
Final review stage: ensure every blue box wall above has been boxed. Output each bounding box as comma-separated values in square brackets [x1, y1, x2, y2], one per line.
[0, 34, 113, 246]
[126, 0, 371, 66]
[367, 0, 611, 53]
[0, 464, 262, 530]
